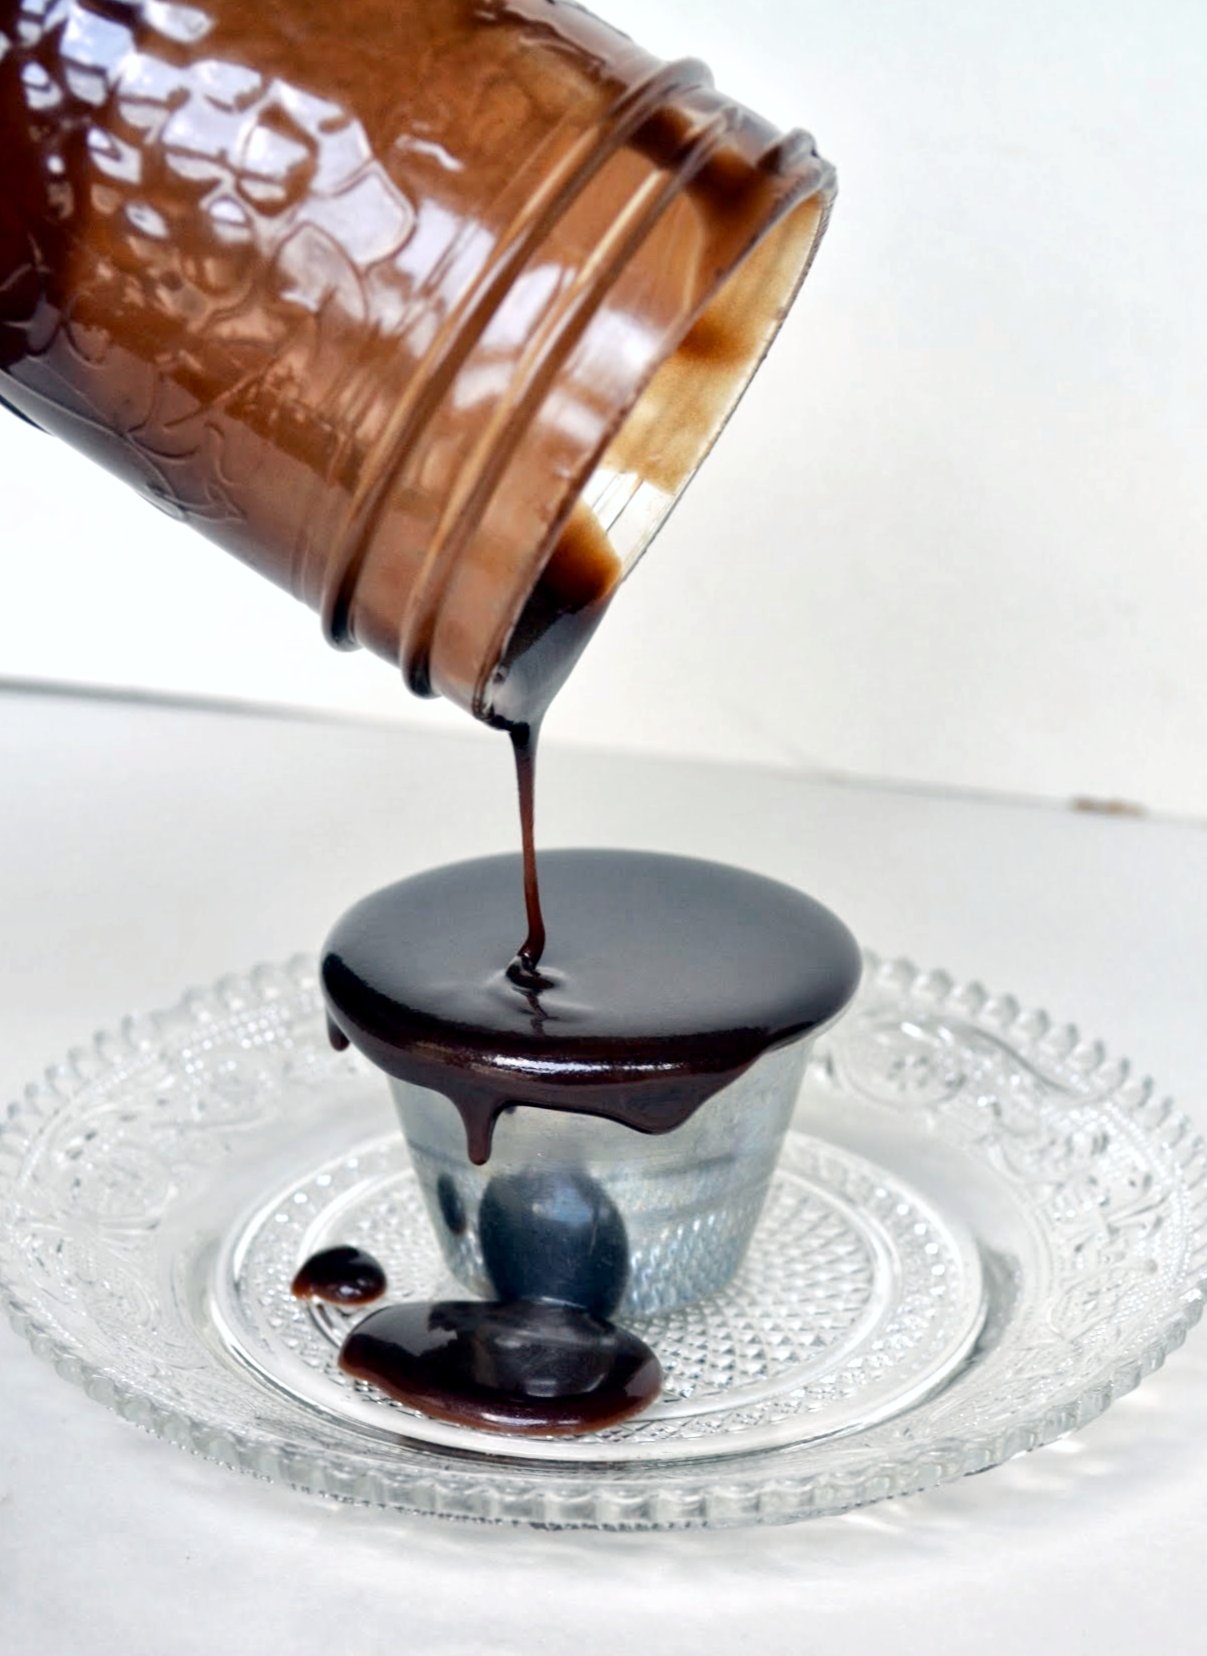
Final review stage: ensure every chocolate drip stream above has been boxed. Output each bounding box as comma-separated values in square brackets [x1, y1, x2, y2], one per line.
[487, 497, 622, 981]
[509, 720, 546, 979]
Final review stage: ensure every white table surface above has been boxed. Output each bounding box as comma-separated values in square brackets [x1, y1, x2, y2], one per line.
[2, 685, 1205, 1655]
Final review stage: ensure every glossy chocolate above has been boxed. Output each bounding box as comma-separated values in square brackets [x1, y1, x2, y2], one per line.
[291, 1245, 388, 1307]
[339, 1299, 662, 1436]
[323, 848, 861, 1165]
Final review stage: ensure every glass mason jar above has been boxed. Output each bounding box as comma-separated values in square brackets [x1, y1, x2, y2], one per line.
[0, 0, 834, 720]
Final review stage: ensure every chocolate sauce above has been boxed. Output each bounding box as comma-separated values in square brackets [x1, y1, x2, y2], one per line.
[486, 502, 621, 976]
[339, 1300, 661, 1436]
[291, 1246, 387, 1307]
[509, 721, 546, 977]
[296, 1169, 653, 1433]
[323, 849, 861, 1166]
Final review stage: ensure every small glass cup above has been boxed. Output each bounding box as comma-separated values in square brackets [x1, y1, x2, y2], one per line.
[390, 1033, 836, 1318]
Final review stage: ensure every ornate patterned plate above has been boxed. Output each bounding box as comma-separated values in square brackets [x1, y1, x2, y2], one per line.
[1, 955, 1204, 1529]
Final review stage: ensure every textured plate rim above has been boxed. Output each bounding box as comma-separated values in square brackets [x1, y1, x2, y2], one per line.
[1, 951, 1205, 1531]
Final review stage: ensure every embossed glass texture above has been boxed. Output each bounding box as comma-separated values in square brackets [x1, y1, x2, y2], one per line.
[2, 956, 1202, 1529]
[0, 0, 834, 712]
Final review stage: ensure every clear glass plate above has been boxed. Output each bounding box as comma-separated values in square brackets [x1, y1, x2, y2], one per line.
[1, 954, 1203, 1530]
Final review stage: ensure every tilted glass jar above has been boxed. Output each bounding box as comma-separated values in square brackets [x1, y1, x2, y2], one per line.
[0, 0, 834, 721]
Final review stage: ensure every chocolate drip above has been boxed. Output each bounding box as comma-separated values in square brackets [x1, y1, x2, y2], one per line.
[291, 1245, 387, 1307]
[339, 1300, 661, 1436]
[486, 501, 621, 978]
[508, 719, 546, 978]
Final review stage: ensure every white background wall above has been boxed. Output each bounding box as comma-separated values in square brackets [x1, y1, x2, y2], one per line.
[3, 0, 1205, 816]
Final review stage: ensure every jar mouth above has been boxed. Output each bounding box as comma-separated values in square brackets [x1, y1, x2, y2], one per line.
[343, 88, 835, 725]
[581, 184, 829, 582]
[479, 162, 832, 726]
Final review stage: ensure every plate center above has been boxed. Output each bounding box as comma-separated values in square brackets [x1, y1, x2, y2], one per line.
[212, 1130, 986, 1463]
